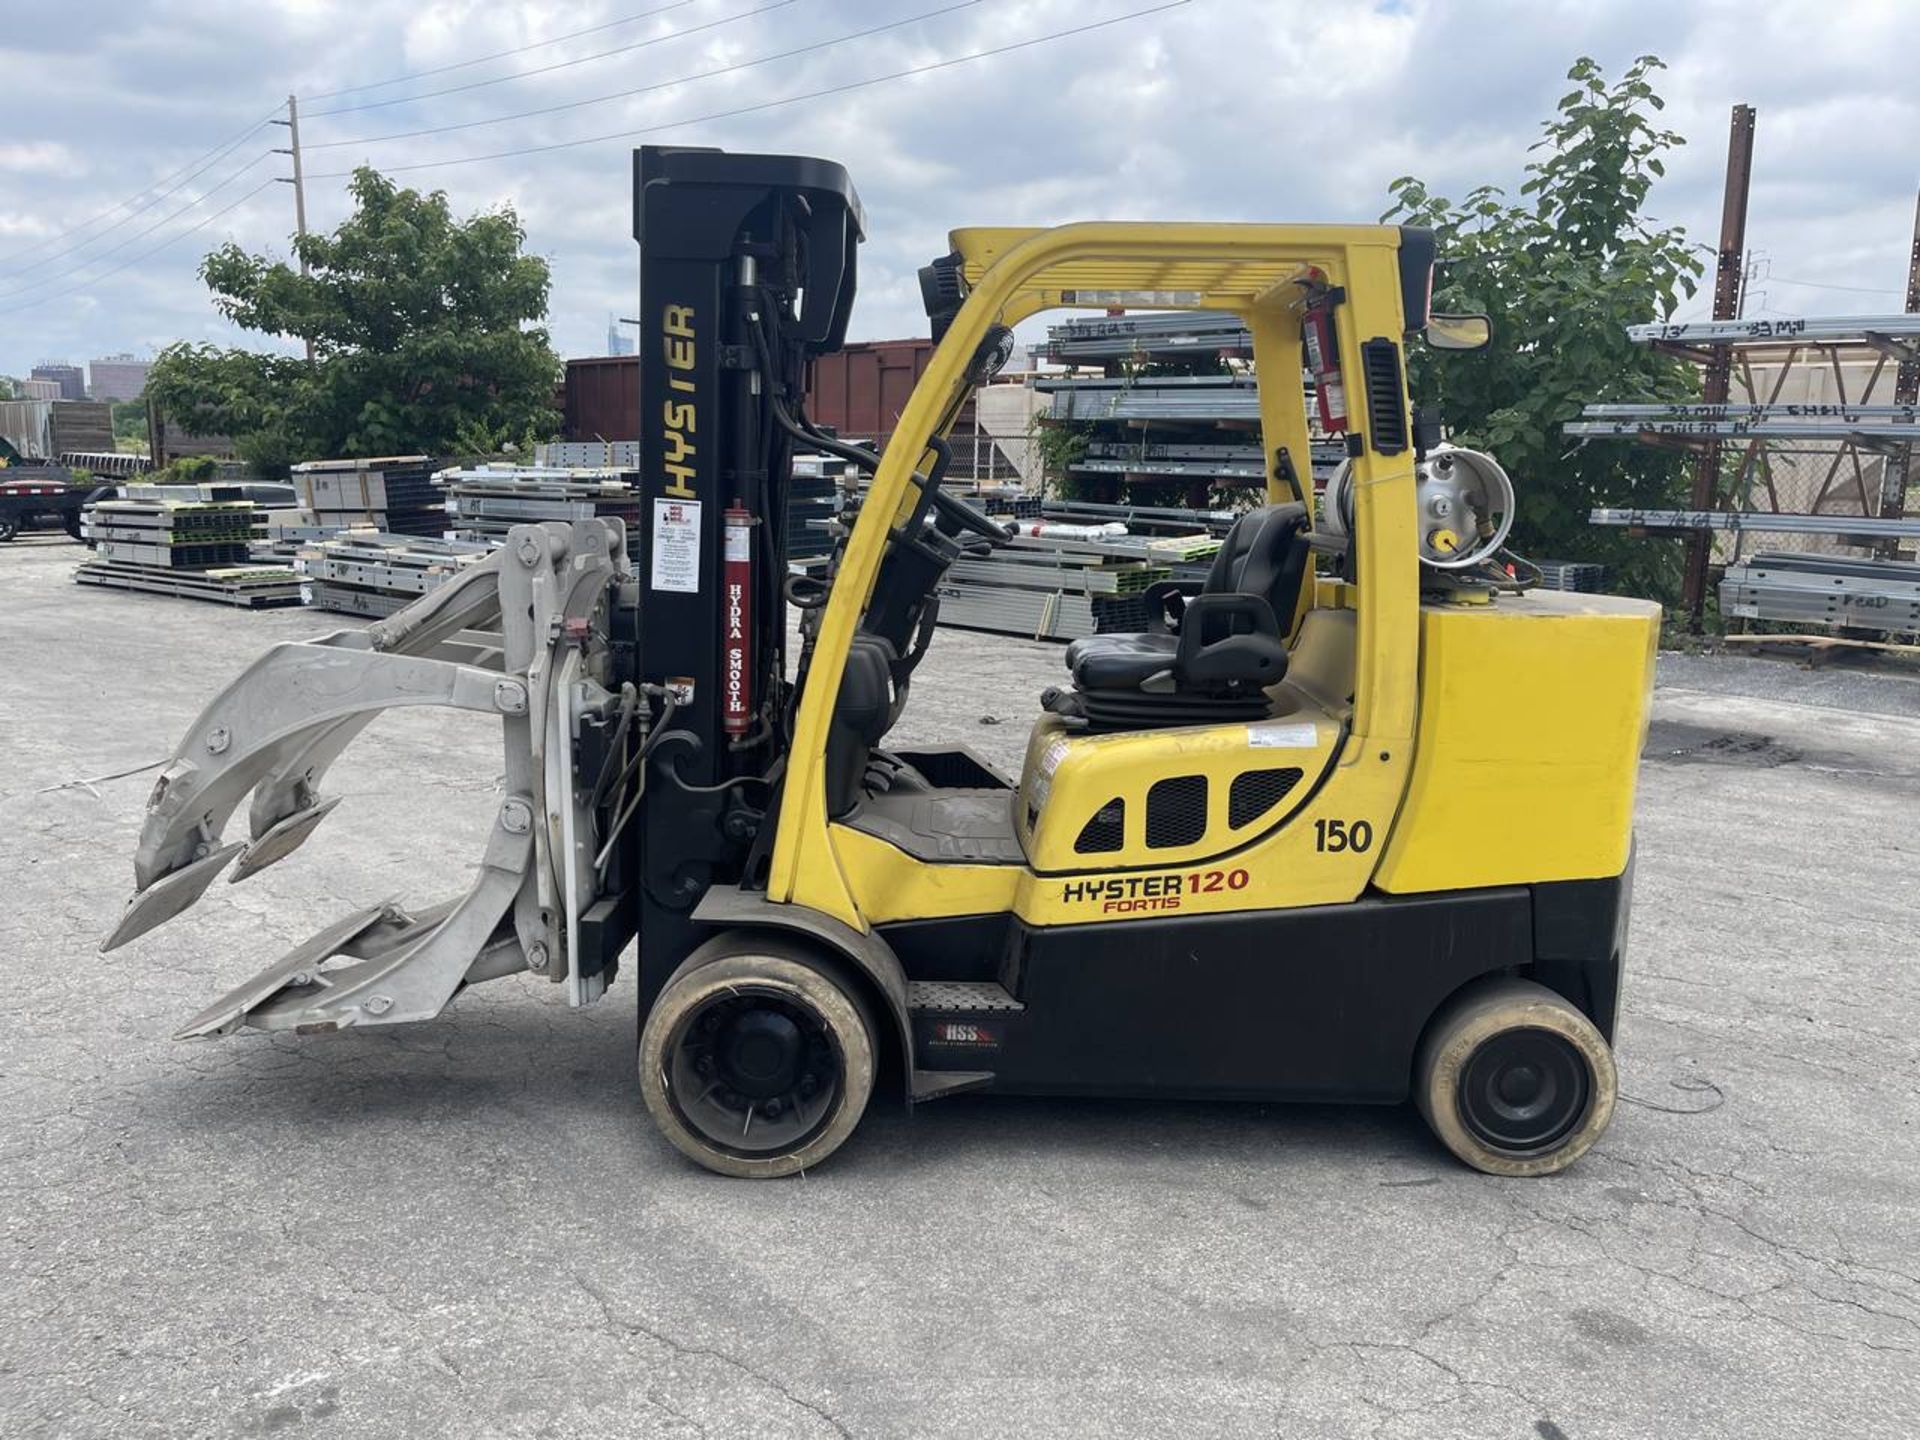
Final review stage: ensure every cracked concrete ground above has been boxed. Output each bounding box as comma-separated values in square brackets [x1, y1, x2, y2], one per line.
[2, 532, 1917, 1438]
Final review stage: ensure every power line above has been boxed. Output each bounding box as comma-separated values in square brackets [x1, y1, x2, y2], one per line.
[0, 0, 775, 271]
[308, 0, 985, 152]
[0, 178, 279, 316]
[1764, 273, 1906, 298]
[0, 110, 279, 273]
[304, 0, 701, 101]
[0, 122, 271, 281]
[310, 0, 1191, 179]
[0, 152, 275, 302]
[306, 0, 801, 117]
[0, 0, 1184, 321]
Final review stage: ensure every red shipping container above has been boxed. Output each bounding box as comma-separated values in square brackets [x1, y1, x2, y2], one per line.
[563, 340, 938, 449]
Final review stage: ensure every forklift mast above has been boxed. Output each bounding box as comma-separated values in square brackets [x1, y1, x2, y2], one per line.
[626, 147, 865, 1004]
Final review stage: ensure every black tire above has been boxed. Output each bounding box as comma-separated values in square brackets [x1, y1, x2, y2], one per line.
[1415, 978, 1616, 1177]
[0, 516, 18, 543]
[639, 936, 877, 1178]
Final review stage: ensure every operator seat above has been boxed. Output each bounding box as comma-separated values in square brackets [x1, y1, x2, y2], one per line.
[1046, 503, 1312, 728]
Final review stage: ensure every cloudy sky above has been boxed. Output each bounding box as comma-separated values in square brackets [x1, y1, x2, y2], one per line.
[1, 0, 1914, 383]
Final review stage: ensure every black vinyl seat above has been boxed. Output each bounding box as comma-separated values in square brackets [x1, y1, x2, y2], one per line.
[1049, 504, 1312, 727]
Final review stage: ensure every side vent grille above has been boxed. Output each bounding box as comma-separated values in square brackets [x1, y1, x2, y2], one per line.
[1361, 338, 1408, 455]
[1146, 775, 1207, 848]
[1074, 798, 1126, 854]
[1229, 767, 1304, 828]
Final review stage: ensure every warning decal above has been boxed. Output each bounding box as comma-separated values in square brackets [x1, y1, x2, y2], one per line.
[651, 498, 702, 593]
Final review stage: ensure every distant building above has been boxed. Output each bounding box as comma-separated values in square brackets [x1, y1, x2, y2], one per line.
[16, 378, 61, 401]
[605, 320, 635, 357]
[89, 353, 151, 402]
[31, 362, 86, 400]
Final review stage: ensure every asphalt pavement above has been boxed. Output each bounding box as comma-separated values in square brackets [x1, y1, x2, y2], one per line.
[2, 534, 1916, 1438]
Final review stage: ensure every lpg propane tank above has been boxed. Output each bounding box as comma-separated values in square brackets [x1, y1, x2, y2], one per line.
[1319, 445, 1515, 569]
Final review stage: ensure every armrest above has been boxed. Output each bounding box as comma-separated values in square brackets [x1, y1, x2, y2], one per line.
[1140, 578, 1204, 635]
[1175, 592, 1280, 669]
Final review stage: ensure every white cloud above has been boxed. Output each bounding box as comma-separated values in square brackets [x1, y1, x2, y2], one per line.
[1, 0, 1915, 376]
[0, 141, 79, 174]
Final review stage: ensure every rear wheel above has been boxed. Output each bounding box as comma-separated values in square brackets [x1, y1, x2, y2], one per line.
[0, 516, 18, 543]
[639, 938, 876, 1178]
[1416, 978, 1616, 1177]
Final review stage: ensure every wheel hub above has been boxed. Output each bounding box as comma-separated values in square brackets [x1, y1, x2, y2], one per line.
[667, 989, 842, 1156]
[720, 1009, 804, 1099]
[1458, 1026, 1590, 1155]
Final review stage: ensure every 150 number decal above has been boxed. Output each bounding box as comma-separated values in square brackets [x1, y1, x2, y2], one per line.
[1314, 818, 1374, 853]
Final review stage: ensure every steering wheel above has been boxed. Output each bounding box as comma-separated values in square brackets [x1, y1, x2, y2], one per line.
[930, 484, 1012, 545]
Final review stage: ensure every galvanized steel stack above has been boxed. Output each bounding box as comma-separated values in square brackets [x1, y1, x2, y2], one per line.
[1719, 552, 1920, 629]
[1574, 314, 1920, 636]
[76, 494, 301, 607]
[437, 464, 641, 553]
[1031, 311, 1344, 494]
[296, 531, 494, 618]
[291, 456, 443, 536]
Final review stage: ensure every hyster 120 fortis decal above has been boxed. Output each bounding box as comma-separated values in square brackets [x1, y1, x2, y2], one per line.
[1059, 868, 1250, 913]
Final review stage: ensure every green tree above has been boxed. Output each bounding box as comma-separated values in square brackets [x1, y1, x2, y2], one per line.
[1386, 55, 1703, 600]
[110, 397, 149, 453]
[147, 168, 560, 475]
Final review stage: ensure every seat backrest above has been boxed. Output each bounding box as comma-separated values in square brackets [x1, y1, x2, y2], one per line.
[1202, 503, 1311, 624]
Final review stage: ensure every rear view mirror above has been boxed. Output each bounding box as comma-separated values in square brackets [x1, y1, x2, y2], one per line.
[1426, 313, 1492, 351]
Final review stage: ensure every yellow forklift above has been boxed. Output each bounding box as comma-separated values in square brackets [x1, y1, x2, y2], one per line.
[105, 148, 1659, 1179]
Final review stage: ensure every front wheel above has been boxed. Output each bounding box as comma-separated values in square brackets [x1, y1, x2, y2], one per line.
[0, 516, 18, 543]
[1416, 978, 1617, 1177]
[639, 937, 877, 1178]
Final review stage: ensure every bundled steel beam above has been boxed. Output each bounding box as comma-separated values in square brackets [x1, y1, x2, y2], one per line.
[1072, 456, 1267, 480]
[1720, 551, 1920, 631]
[1033, 374, 1261, 392]
[933, 582, 1099, 641]
[297, 531, 493, 614]
[1626, 314, 1920, 346]
[1591, 507, 1920, 539]
[1043, 310, 1254, 341]
[1567, 417, 1918, 442]
[437, 465, 640, 552]
[1580, 403, 1920, 423]
[1044, 388, 1263, 423]
[1032, 310, 1255, 363]
[1041, 497, 1240, 530]
[1534, 561, 1607, 593]
[74, 494, 298, 606]
[1083, 440, 1264, 462]
[536, 441, 640, 468]
[75, 562, 302, 607]
[292, 455, 442, 536]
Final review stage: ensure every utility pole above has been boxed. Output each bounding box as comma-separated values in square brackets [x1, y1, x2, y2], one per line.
[271, 94, 314, 363]
[1879, 190, 1920, 533]
[1681, 103, 1757, 627]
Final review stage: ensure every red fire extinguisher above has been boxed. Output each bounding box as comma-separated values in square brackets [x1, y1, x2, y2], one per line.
[1304, 304, 1348, 434]
[721, 505, 754, 737]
